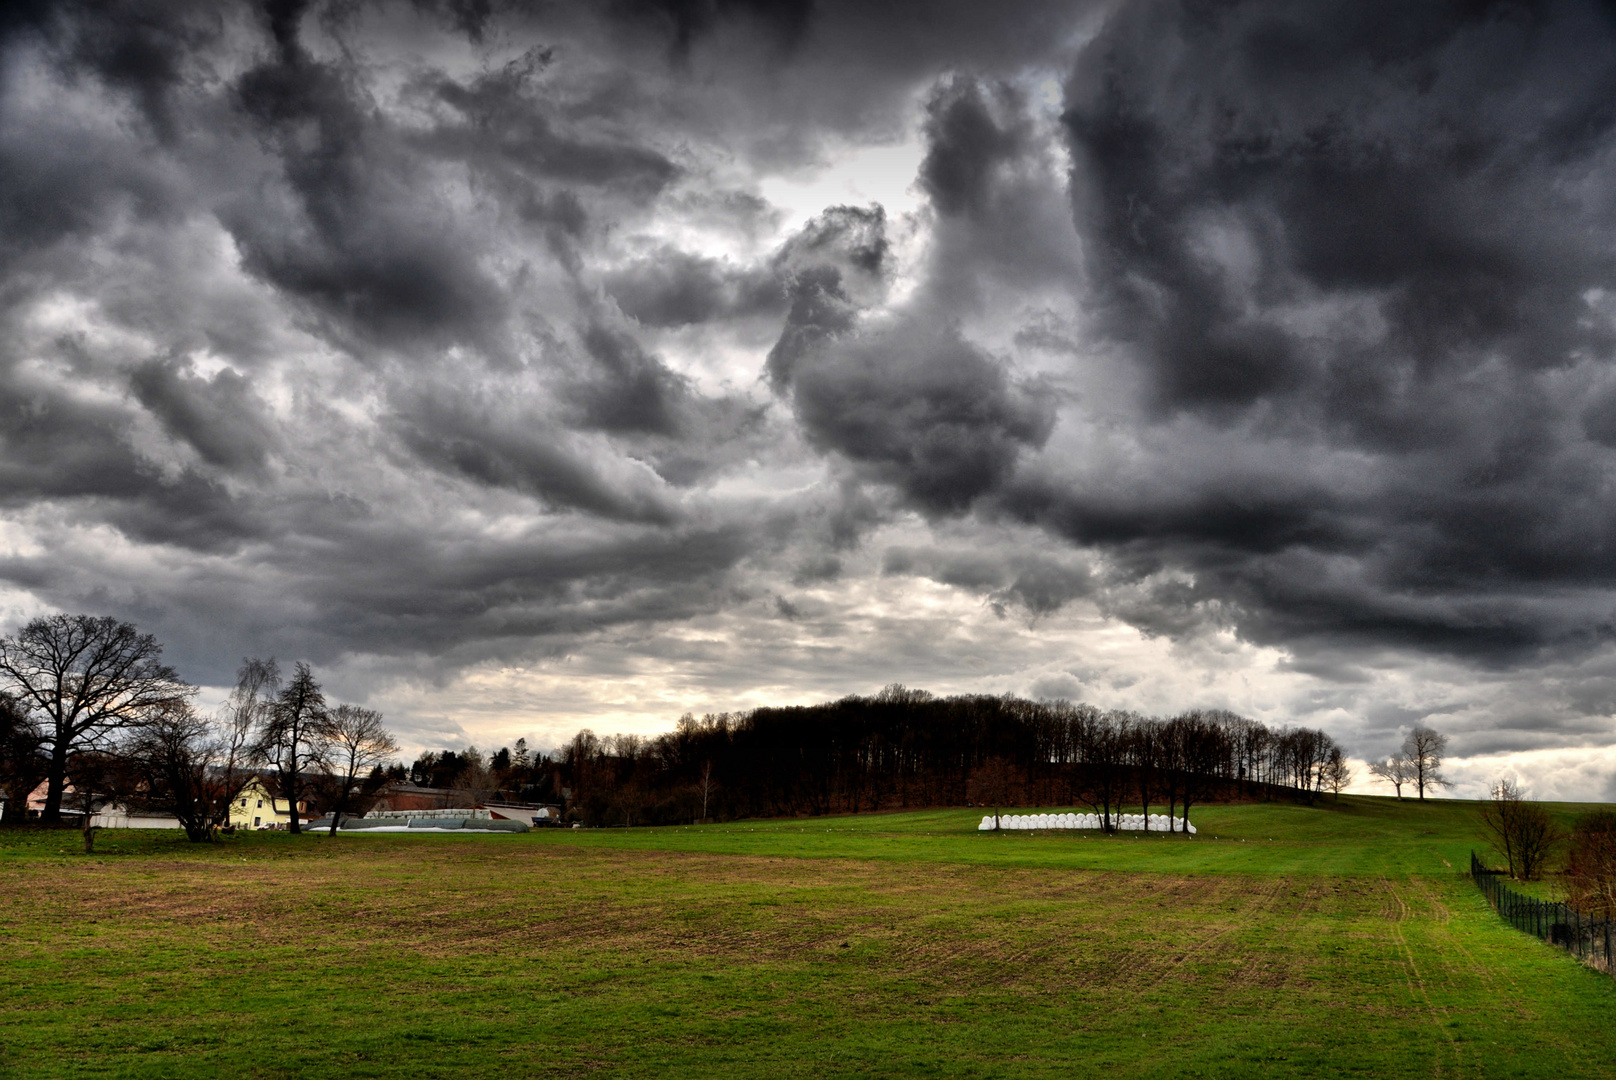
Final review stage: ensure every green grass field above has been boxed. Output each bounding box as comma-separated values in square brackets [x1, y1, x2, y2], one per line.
[3, 794, 1613, 1079]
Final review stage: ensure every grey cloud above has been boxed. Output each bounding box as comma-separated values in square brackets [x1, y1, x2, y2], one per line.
[15, 0, 1616, 767]
[971, 0, 1616, 663]
[781, 317, 1055, 515]
[224, 49, 513, 358]
[129, 358, 277, 472]
[1, 0, 222, 143]
[920, 76, 1033, 220]
[3, 508, 762, 687]
[0, 371, 265, 555]
[763, 205, 887, 387]
[762, 192, 1055, 514]
[0, 383, 136, 503]
[610, 0, 815, 56]
[603, 248, 784, 328]
[389, 389, 681, 524]
[919, 74, 1084, 304]
[421, 50, 679, 198]
[568, 320, 693, 436]
[883, 546, 1093, 617]
[0, 72, 184, 269]
[1066, 0, 1616, 414]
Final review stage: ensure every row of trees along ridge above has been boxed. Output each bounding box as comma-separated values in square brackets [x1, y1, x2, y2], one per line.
[0, 614, 396, 848]
[560, 685, 1350, 828]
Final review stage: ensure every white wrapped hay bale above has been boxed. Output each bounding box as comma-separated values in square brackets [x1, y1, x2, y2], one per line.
[976, 809, 1194, 835]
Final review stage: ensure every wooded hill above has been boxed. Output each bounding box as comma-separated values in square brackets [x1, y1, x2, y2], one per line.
[560, 686, 1348, 828]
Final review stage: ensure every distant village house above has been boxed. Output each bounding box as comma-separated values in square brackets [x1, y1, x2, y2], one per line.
[228, 777, 311, 830]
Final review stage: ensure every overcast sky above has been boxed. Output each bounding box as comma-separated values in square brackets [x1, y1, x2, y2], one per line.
[5, 0, 1616, 797]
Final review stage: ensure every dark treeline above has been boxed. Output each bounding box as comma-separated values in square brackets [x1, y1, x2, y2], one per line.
[560, 686, 1351, 829]
[403, 739, 563, 804]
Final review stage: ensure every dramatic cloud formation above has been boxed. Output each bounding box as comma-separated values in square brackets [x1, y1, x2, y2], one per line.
[4, 0, 1616, 796]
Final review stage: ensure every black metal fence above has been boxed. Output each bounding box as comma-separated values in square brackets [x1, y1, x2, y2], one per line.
[1471, 851, 1614, 974]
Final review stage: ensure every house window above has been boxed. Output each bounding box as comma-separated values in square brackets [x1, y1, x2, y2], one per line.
[253, 816, 261, 827]
[257, 800, 263, 808]
[240, 799, 247, 807]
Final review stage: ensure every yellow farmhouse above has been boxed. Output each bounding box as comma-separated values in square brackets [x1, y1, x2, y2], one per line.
[228, 777, 310, 830]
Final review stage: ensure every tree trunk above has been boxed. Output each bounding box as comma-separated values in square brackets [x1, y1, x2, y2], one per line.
[284, 762, 302, 834]
[328, 783, 349, 837]
[42, 741, 69, 823]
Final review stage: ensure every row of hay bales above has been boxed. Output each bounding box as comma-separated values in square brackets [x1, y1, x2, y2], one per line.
[340, 818, 530, 834]
[979, 812, 1196, 834]
[303, 808, 530, 834]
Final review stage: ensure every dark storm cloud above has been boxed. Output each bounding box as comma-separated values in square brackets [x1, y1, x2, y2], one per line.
[568, 320, 693, 436]
[419, 49, 679, 198]
[15, 0, 1616, 776]
[224, 42, 514, 358]
[761, 132, 1056, 514]
[920, 76, 1033, 220]
[389, 388, 682, 523]
[0, 0, 223, 142]
[782, 319, 1055, 515]
[0, 0, 794, 685]
[0, 74, 182, 267]
[129, 358, 278, 472]
[611, 0, 815, 56]
[604, 248, 784, 328]
[983, 0, 1616, 662]
[0, 369, 264, 554]
[883, 545, 1093, 617]
[916, 73, 1086, 308]
[0, 382, 154, 505]
[1065, 0, 1616, 415]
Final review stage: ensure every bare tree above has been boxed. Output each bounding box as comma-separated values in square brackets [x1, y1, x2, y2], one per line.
[967, 756, 1020, 829]
[1514, 793, 1563, 881]
[1369, 754, 1414, 799]
[0, 692, 47, 825]
[699, 759, 714, 823]
[218, 658, 278, 827]
[448, 745, 498, 805]
[1076, 713, 1130, 833]
[1174, 712, 1230, 832]
[256, 662, 326, 834]
[1479, 777, 1562, 881]
[316, 704, 398, 836]
[127, 699, 233, 842]
[1403, 726, 1450, 800]
[0, 615, 193, 822]
[1322, 746, 1353, 799]
[1563, 811, 1616, 919]
[65, 749, 141, 854]
[1126, 716, 1163, 829]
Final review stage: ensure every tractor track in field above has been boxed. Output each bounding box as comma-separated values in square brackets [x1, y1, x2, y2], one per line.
[1381, 875, 1467, 1079]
